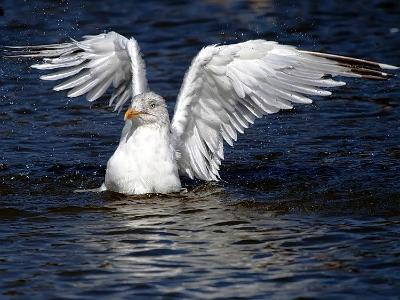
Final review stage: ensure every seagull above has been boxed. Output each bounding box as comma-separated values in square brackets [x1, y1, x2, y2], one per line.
[7, 31, 398, 195]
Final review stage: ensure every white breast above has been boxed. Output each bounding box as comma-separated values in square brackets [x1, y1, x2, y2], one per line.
[104, 122, 181, 194]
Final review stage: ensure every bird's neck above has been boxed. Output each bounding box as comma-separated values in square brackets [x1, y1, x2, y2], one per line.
[120, 121, 171, 146]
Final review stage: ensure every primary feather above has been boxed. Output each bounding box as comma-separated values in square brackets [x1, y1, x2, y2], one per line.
[7, 32, 148, 112]
[171, 40, 397, 181]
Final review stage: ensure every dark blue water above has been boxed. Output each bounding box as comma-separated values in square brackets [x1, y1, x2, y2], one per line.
[1, 0, 400, 299]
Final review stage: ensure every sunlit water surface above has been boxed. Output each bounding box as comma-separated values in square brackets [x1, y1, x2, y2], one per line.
[1, 0, 400, 299]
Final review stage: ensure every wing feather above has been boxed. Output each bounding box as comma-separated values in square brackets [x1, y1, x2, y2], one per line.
[5, 31, 148, 111]
[171, 40, 398, 180]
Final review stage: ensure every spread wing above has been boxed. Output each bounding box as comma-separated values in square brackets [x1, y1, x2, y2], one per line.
[171, 40, 398, 181]
[5, 31, 147, 112]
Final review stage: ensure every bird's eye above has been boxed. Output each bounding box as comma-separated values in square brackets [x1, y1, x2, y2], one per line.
[150, 103, 156, 109]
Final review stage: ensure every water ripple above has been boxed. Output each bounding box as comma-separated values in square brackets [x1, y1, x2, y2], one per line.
[0, 0, 400, 299]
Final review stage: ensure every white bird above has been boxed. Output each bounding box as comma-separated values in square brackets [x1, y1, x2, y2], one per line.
[7, 31, 398, 195]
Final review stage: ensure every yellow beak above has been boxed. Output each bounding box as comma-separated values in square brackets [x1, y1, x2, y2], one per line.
[124, 108, 144, 121]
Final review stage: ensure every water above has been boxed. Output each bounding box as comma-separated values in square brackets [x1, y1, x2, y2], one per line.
[1, 0, 400, 299]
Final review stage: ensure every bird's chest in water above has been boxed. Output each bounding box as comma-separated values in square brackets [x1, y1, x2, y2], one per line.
[105, 127, 180, 194]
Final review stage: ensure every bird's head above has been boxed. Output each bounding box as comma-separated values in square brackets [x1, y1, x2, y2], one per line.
[124, 92, 169, 126]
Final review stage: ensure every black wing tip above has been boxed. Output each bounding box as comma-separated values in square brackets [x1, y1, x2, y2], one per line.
[301, 50, 398, 80]
[349, 67, 396, 80]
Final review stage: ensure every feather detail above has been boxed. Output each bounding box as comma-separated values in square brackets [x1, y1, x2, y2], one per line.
[4, 31, 148, 111]
[171, 40, 398, 181]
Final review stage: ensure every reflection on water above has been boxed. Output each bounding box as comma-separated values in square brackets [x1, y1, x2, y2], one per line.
[2, 185, 399, 298]
[1, 0, 400, 299]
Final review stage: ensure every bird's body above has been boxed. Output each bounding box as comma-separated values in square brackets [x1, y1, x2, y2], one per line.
[105, 119, 181, 194]
[7, 32, 398, 195]
[104, 92, 181, 194]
